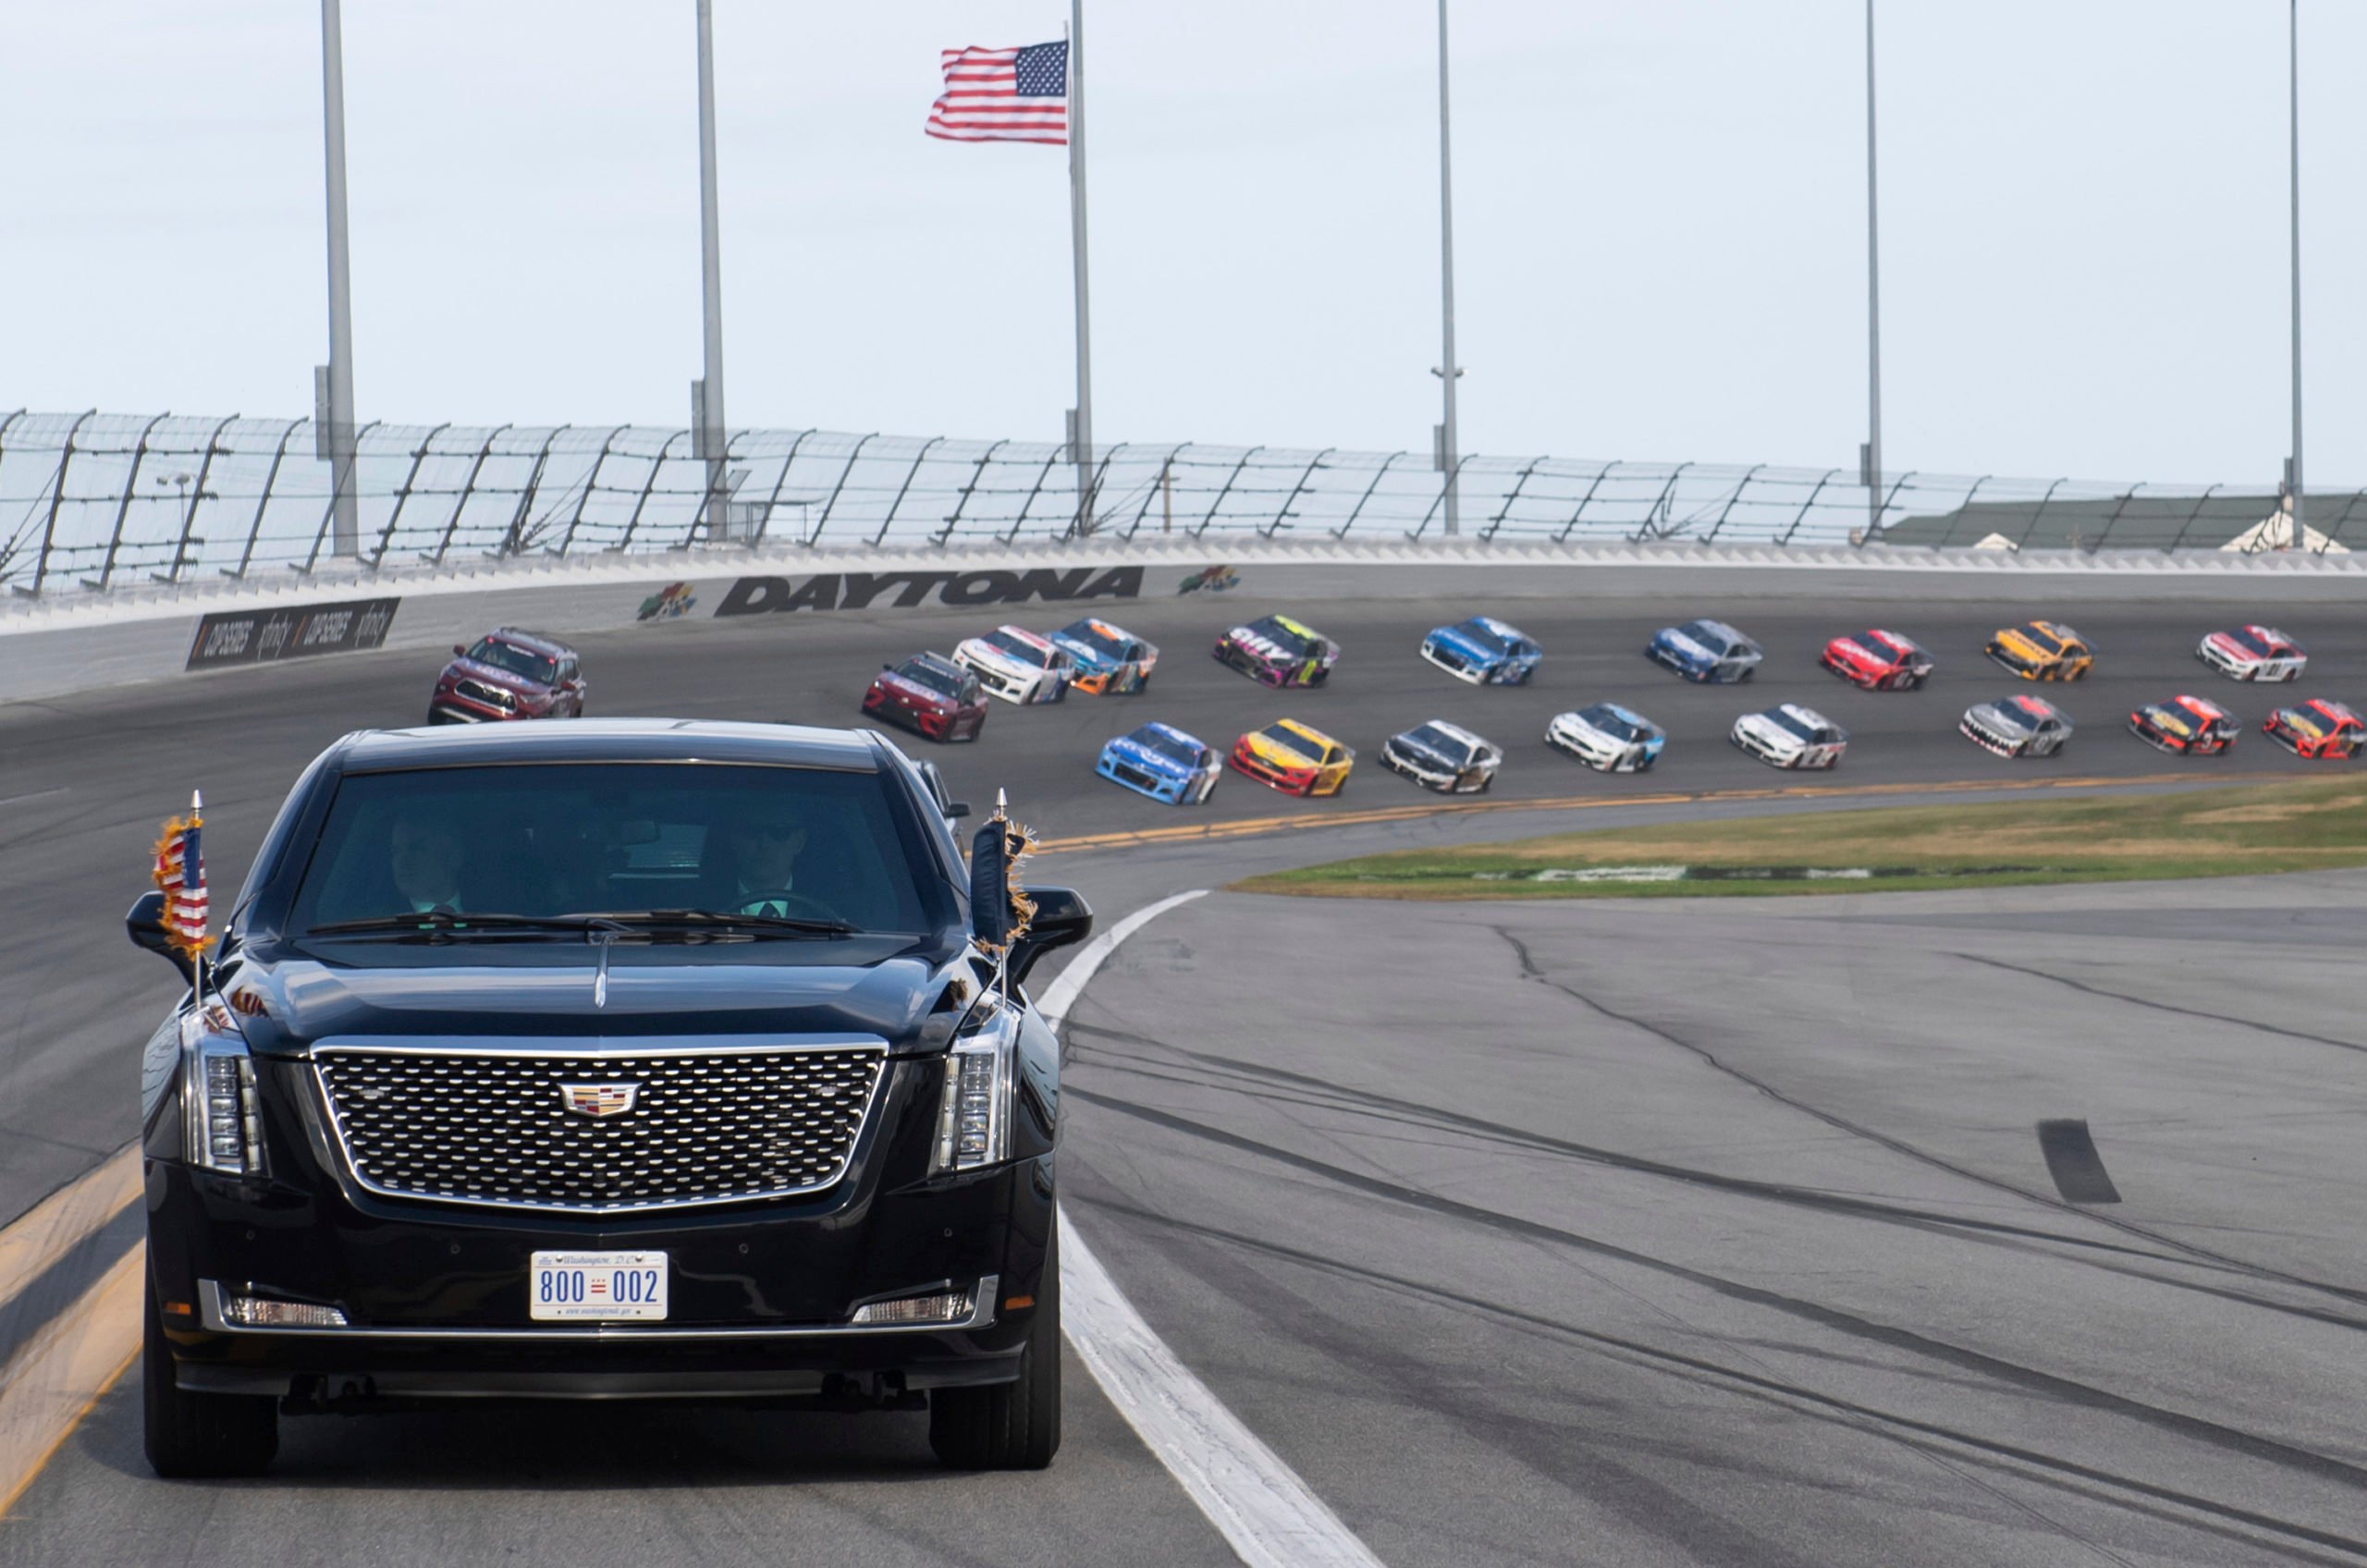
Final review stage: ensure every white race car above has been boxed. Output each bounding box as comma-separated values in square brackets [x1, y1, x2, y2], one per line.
[2196, 625, 2306, 683]
[1546, 703, 1665, 773]
[952, 625, 1074, 705]
[1730, 703, 1846, 770]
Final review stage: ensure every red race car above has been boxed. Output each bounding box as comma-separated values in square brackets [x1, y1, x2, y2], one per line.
[2128, 694, 2237, 755]
[1819, 628, 1933, 692]
[862, 653, 987, 743]
[2263, 699, 2365, 759]
[427, 628, 585, 725]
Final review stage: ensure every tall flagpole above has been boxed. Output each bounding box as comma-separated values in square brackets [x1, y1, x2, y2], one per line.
[2287, 0, 2305, 551]
[1434, 0, 1462, 536]
[319, 0, 359, 558]
[694, 0, 730, 535]
[1067, 1, 1096, 535]
[1863, 0, 1883, 545]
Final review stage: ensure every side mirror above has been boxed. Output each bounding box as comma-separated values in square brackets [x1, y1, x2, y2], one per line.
[1010, 886, 1092, 987]
[453, 644, 467, 656]
[881, 662, 894, 673]
[127, 890, 194, 983]
[946, 801, 972, 819]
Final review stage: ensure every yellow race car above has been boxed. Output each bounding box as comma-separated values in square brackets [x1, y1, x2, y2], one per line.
[1984, 620, 2092, 681]
[1229, 718, 1354, 796]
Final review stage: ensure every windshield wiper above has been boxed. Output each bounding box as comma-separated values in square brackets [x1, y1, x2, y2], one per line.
[590, 909, 863, 938]
[305, 913, 632, 937]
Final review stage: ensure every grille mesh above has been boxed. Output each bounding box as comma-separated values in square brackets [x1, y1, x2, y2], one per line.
[453, 679, 514, 708]
[314, 1047, 885, 1212]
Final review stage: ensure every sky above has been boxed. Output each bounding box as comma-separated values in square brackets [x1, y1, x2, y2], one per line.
[1, 2, 2359, 488]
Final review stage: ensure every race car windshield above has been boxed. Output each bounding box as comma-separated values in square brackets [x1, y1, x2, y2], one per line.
[1451, 619, 1512, 655]
[290, 763, 949, 941]
[1578, 705, 1643, 742]
[466, 638, 558, 685]
[982, 631, 1050, 667]
[1771, 710, 1821, 742]
[2022, 627, 2066, 655]
[1130, 728, 1203, 767]
[2228, 629, 2275, 656]
[1060, 619, 1130, 659]
[1246, 618, 1317, 658]
[1257, 724, 1322, 762]
[897, 659, 964, 698]
[1854, 632, 1895, 657]
[1403, 725, 1471, 763]
[1677, 621, 1730, 655]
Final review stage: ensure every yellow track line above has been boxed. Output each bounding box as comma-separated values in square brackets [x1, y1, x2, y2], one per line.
[0, 1145, 140, 1315]
[0, 1245, 142, 1517]
[1036, 771, 2291, 855]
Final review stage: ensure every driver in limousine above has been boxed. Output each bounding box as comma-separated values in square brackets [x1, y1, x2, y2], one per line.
[717, 810, 810, 918]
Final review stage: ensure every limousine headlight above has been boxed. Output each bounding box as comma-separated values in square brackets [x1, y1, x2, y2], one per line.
[181, 1014, 266, 1175]
[930, 995, 1017, 1175]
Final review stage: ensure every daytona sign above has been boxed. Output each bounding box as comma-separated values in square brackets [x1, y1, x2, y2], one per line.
[716, 566, 1143, 618]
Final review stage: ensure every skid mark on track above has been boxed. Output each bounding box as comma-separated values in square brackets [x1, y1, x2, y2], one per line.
[1072, 1192, 2367, 1568]
[1956, 952, 2367, 1058]
[1487, 925, 2367, 1310]
[1061, 1084, 2367, 1498]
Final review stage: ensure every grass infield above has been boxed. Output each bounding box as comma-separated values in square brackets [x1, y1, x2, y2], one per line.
[1231, 778, 2367, 900]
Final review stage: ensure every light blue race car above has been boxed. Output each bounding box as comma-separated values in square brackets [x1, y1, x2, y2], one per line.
[1095, 722, 1220, 805]
[1419, 616, 1541, 686]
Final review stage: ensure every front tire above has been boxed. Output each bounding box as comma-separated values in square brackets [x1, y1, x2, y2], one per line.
[144, 1274, 276, 1478]
[930, 1227, 1061, 1470]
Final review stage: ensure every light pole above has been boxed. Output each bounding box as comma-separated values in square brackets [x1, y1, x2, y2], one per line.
[318, 0, 358, 558]
[693, 0, 730, 536]
[2287, 0, 2305, 550]
[1862, 0, 1883, 545]
[1433, 0, 1462, 536]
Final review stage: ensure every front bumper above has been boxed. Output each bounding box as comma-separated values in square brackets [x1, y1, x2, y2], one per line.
[1731, 728, 1809, 768]
[1418, 643, 1489, 685]
[148, 1143, 1055, 1405]
[1097, 753, 1190, 803]
[1228, 747, 1316, 794]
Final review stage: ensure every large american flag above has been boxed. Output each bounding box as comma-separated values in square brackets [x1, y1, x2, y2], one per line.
[925, 41, 1069, 145]
[153, 795, 212, 962]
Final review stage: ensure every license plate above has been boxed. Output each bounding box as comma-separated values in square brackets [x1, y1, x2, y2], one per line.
[530, 1251, 668, 1321]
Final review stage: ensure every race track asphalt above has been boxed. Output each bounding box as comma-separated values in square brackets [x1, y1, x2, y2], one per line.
[2, 585, 2363, 1564]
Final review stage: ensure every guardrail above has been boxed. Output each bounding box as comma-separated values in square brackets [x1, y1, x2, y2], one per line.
[4, 410, 2359, 596]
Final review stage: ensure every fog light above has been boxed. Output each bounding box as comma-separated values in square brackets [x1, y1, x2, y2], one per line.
[851, 1287, 974, 1326]
[222, 1294, 348, 1329]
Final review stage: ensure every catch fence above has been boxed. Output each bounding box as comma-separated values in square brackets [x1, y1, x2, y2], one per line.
[2, 410, 2355, 595]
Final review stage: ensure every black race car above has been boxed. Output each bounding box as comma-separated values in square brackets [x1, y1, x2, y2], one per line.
[128, 720, 1089, 1476]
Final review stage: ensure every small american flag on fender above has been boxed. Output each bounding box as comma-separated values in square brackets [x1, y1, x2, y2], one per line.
[925, 41, 1068, 145]
[153, 790, 212, 962]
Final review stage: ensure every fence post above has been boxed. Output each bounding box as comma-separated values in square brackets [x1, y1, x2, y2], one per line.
[1551, 462, 1615, 545]
[2088, 485, 2138, 553]
[617, 430, 684, 553]
[2311, 490, 2366, 556]
[1009, 444, 1064, 545]
[433, 424, 509, 565]
[1269, 447, 1332, 539]
[1631, 462, 1693, 544]
[225, 419, 304, 580]
[368, 423, 448, 565]
[1698, 464, 1767, 546]
[159, 413, 237, 583]
[555, 425, 629, 556]
[86, 411, 170, 591]
[1125, 443, 1188, 539]
[2019, 478, 2068, 550]
[936, 440, 1008, 546]
[1195, 447, 1263, 539]
[1483, 455, 1547, 540]
[875, 436, 946, 547]
[2165, 485, 2224, 552]
[731, 429, 813, 548]
[13, 410, 93, 595]
[493, 425, 568, 559]
[813, 433, 877, 547]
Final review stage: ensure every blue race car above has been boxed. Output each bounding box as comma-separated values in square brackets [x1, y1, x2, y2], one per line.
[1418, 616, 1541, 685]
[1048, 617, 1159, 695]
[1096, 722, 1221, 804]
[1646, 619, 1763, 683]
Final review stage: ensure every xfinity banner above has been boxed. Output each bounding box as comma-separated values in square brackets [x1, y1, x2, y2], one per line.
[716, 566, 1143, 618]
[186, 596, 400, 670]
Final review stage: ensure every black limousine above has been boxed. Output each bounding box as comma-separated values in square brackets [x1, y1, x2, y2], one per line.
[129, 719, 1088, 1476]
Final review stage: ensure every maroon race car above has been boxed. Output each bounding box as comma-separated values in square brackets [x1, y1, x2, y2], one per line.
[427, 628, 585, 724]
[862, 652, 987, 743]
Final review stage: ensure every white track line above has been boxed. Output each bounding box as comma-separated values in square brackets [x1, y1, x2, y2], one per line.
[1042, 889, 1387, 1568]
